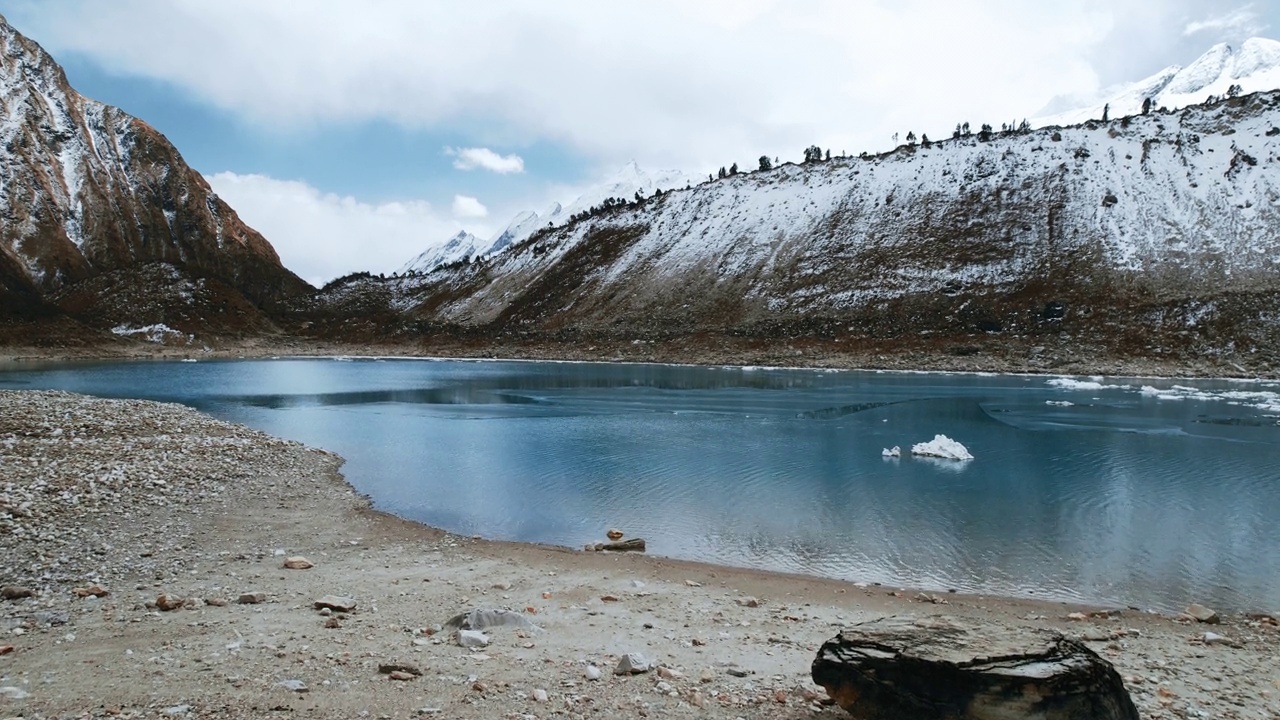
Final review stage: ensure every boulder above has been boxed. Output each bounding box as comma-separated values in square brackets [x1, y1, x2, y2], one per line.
[0, 586, 34, 600]
[154, 594, 185, 611]
[1185, 603, 1219, 624]
[314, 595, 356, 613]
[615, 652, 654, 675]
[811, 616, 1139, 720]
[73, 585, 109, 598]
[442, 608, 540, 634]
[456, 629, 490, 648]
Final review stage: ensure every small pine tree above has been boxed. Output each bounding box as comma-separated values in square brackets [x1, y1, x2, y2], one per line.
[718, 166, 728, 179]
[905, 131, 917, 145]
[920, 133, 931, 147]
[1142, 97, 1152, 115]
[1102, 103, 1110, 122]
[824, 149, 830, 161]
[758, 155, 773, 171]
[729, 162, 739, 175]
[1227, 83, 1243, 98]
[962, 121, 971, 136]
[803, 145, 823, 163]
[953, 123, 962, 139]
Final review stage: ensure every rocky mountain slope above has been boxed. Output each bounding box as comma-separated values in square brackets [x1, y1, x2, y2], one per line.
[306, 91, 1280, 370]
[0, 14, 309, 343]
[1036, 37, 1280, 126]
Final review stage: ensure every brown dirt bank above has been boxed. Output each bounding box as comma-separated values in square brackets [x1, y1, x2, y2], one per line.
[1, 391, 1278, 719]
[1, 331, 1275, 380]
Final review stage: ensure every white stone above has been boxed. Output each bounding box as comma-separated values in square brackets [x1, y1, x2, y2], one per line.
[276, 679, 308, 692]
[616, 652, 654, 675]
[456, 629, 491, 648]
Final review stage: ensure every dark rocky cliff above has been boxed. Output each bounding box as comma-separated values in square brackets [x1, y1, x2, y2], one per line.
[0, 14, 309, 343]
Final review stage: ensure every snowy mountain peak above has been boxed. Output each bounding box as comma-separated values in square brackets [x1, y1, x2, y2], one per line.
[401, 162, 697, 275]
[483, 209, 543, 256]
[1236, 37, 1280, 77]
[398, 230, 481, 275]
[1035, 37, 1280, 127]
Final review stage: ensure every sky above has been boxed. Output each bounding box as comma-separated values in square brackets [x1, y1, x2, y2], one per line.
[1, 0, 1276, 286]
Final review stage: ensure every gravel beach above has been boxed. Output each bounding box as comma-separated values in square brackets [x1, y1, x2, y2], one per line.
[1, 390, 1277, 719]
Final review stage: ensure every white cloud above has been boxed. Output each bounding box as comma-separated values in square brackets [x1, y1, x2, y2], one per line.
[451, 194, 489, 218]
[1184, 5, 1265, 37]
[206, 172, 495, 286]
[15, 0, 1126, 171]
[446, 146, 525, 174]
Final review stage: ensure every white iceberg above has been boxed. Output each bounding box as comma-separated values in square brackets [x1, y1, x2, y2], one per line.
[910, 435, 973, 461]
[881, 446, 901, 458]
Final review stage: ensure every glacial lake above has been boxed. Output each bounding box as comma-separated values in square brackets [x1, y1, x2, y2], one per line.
[2, 358, 1278, 613]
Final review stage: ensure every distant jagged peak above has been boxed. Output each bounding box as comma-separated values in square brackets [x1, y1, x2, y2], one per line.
[1034, 36, 1280, 128]
[398, 229, 482, 275]
[401, 160, 696, 275]
[482, 209, 542, 257]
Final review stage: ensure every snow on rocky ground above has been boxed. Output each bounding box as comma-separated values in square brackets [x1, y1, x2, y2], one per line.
[422, 88, 1280, 326]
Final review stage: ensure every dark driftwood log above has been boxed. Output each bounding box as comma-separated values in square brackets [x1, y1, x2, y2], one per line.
[811, 616, 1139, 720]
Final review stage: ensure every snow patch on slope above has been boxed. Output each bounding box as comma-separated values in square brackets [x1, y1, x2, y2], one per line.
[428, 90, 1280, 327]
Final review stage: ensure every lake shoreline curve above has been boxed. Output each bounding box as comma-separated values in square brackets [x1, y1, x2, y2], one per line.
[1, 390, 1276, 718]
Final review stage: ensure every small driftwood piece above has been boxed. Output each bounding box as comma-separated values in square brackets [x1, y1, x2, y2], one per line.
[811, 616, 1139, 720]
[587, 538, 646, 552]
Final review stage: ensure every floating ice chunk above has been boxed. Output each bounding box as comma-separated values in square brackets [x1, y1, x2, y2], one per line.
[1045, 400, 1074, 407]
[881, 446, 901, 458]
[910, 435, 973, 461]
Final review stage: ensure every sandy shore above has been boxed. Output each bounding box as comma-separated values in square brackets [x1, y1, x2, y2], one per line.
[1, 390, 1277, 719]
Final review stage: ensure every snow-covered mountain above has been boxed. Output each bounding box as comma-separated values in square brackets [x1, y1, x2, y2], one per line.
[332, 90, 1278, 365]
[400, 161, 698, 274]
[0, 13, 307, 331]
[551, 161, 698, 222]
[398, 230, 483, 274]
[1035, 37, 1280, 127]
[482, 210, 543, 257]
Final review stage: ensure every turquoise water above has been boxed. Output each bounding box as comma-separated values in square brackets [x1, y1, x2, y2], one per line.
[3, 358, 1278, 612]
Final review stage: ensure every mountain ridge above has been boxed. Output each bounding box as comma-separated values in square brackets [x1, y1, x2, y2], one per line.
[1035, 37, 1280, 126]
[0, 13, 309, 341]
[299, 89, 1280, 371]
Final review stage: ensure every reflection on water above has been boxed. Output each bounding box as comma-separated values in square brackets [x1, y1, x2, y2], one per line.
[2, 358, 1278, 612]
